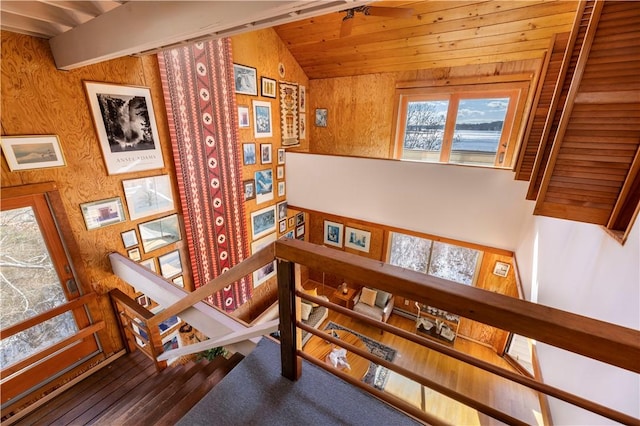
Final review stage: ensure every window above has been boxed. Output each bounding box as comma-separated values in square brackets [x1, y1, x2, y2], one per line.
[393, 80, 529, 168]
[388, 232, 482, 286]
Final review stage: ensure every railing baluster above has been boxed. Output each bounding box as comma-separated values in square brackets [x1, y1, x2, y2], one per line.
[277, 258, 301, 380]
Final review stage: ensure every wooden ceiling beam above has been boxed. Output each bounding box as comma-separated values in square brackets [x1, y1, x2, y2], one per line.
[0, 11, 66, 38]
[2, 1, 81, 28]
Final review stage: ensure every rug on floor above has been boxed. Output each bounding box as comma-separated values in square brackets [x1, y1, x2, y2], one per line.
[324, 321, 397, 390]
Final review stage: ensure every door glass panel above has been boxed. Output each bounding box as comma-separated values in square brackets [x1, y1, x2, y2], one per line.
[402, 100, 449, 162]
[0, 206, 79, 368]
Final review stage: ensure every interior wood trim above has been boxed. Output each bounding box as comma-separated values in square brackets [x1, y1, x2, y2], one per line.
[575, 90, 640, 104]
[395, 74, 534, 89]
[0, 182, 57, 199]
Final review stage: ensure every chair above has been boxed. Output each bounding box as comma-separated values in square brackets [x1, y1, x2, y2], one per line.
[352, 287, 394, 326]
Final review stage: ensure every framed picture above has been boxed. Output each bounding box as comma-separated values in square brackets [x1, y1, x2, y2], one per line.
[299, 85, 306, 112]
[255, 169, 273, 204]
[282, 230, 294, 239]
[233, 64, 257, 95]
[315, 108, 328, 127]
[296, 224, 305, 238]
[250, 205, 276, 240]
[279, 81, 299, 146]
[277, 181, 285, 197]
[158, 249, 183, 278]
[243, 143, 256, 165]
[296, 212, 305, 226]
[139, 258, 156, 273]
[288, 217, 295, 228]
[139, 214, 181, 253]
[81, 197, 126, 230]
[0, 135, 66, 171]
[243, 179, 256, 201]
[136, 295, 150, 308]
[251, 232, 277, 287]
[277, 201, 287, 221]
[344, 226, 371, 253]
[172, 276, 184, 288]
[84, 81, 164, 175]
[260, 143, 272, 164]
[238, 105, 250, 128]
[493, 261, 511, 277]
[253, 100, 272, 138]
[276, 165, 284, 179]
[261, 77, 277, 98]
[299, 113, 306, 140]
[279, 219, 287, 233]
[122, 174, 175, 220]
[121, 229, 138, 248]
[128, 247, 142, 261]
[277, 148, 285, 165]
[323, 220, 344, 248]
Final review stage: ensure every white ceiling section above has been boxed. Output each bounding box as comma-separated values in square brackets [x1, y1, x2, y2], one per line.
[0, 1, 371, 70]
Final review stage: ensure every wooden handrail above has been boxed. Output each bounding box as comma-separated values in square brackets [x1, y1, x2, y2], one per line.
[275, 239, 640, 374]
[109, 288, 154, 321]
[0, 293, 97, 340]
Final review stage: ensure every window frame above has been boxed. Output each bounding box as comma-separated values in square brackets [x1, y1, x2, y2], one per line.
[392, 79, 531, 169]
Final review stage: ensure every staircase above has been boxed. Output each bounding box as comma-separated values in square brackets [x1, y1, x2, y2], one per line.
[8, 349, 244, 425]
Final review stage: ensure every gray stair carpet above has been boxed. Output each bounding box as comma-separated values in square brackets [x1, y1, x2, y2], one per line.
[176, 337, 420, 425]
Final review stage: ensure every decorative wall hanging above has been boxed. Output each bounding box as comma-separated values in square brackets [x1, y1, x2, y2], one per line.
[253, 100, 273, 138]
[261, 77, 277, 98]
[0, 135, 66, 171]
[279, 81, 299, 146]
[233, 64, 257, 95]
[84, 81, 165, 175]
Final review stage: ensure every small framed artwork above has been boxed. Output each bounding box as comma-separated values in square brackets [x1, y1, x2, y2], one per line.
[255, 169, 273, 204]
[296, 224, 305, 238]
[277, 201, 287, 221]
[136, 294, 150, 308]
[250, 205, 277, 240]
[158, 249, 183, 278]
[139, 214, 181, 253]
[243, 143, 256, 165]
[299, 113, 306, 140]
[260, 143, 272, 164]
[315, 108, 328, 127]
[139, 258, 156, 273]
[0, 135, 66, 171]
[84, 81, 164, 175]
[344, 226, 371, 253]
[323, 220, 344, 248]
[121, 229, 138, 249]
[81, 197, 126, 230]
[128, 247, 142, 261]
[279, 219, 287, 233]
[276, 165, 284, 179]
[243, 179, 256, 201]
[282, 230, 294, 239]
[253, 100, 273, 138]
[261, 77, 277, 98]
[296, 212, 305, 226]
[172, 276, 184, 288]
[251, 232, 277, 287]
[277, 148, 285, 165]
[122, 174, 175, 220]
[299, 85, 306, 112]
[277, 181, 286, 197]
[493, 261, 511, 277]
[233, 63, 257, 96]
[288, 217, 295, 228]
[238, 105, 250, 128]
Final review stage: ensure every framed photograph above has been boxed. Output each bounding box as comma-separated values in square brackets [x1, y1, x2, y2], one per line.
[277, 181, 286, 197]
[279, 81, 299, 146]
[139, 258, 156, 273]
[493, 261, 511, 277]
[315, 108, 328, 127]
[344, 226, 371, 253]
[277, 201, 287, 221]
[172, 276, 184, 288]
[136, 294, 150, 308]
[0, 135, 66, 171]
[299, 113, 306, 140]
[139, 214, 181, 253]
[282, 230, 294, 239]
[288, 217, 295, 228]
[238, 105, 250, 128]
[250, 205, 276, 240]
[296, 212, 305, 226]
[243, 143, 256, 165]
[243, 179, 256, 201]
[255, 169, 273, 204]
[253, 100, 272, 138]
[121, 229, 138, 248]
[251, 232, 277, 287]
[158, 249, 183, 278]
[261, 77, 277, 98]
[296, 224, 305, 238]
[122, 174, 175, 220]
[276, 165, 284, 179]
[279, 219, 287, 233]
[128, 247, 142, 261]
[277, 148, 285, 165]
[323, 220, 344, 248]
[84, 81, 164, 175]
[81, 197, 126, 230]
[260, 143, 272, 164]
[299, 85, 306, 112]
[233, 63, 257, 95]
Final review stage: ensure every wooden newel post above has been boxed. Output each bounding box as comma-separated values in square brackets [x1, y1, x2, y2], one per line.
[277, 258, 302, 380]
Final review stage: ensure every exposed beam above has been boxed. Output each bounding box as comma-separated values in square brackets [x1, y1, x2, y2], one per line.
[49, 0, 371, 70]
[0, 11, 66, 38]
[2, 1, 81, 28]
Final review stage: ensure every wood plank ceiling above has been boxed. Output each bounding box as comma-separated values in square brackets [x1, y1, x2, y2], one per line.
[274, 0, 579, 79]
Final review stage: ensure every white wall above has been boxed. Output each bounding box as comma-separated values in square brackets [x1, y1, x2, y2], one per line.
[516, 216, 640, 423]
[286, 153, 534, 250]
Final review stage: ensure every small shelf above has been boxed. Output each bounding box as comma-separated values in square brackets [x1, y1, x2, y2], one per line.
[415, 305, 459, 345]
